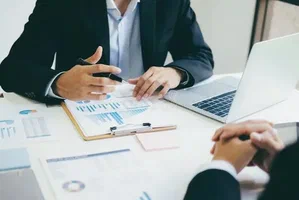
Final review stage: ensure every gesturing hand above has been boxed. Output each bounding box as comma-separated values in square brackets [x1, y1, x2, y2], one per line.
[128, 67, 183, 101]
[54, 46, 121, 101]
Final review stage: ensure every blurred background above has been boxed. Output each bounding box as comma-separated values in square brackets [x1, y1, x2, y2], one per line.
[0, 0, 298, 77]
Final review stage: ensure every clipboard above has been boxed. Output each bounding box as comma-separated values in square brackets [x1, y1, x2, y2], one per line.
[61, 103, 177, 141]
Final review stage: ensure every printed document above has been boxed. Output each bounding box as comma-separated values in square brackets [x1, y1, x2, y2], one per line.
[0, 104, 51, 144]
[41, 149, 154, 200]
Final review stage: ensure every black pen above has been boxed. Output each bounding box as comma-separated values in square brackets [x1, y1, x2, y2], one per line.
[77, 58, 124, 83]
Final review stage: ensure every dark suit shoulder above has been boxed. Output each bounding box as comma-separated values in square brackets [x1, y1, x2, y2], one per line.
[259, 142, 299, 200]
[184, 169, 240, 200]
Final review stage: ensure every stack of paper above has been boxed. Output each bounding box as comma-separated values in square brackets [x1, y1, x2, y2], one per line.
[0, 104, 52, 144]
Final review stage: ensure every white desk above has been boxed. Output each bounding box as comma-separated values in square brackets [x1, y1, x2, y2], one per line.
[1, 74, 299, 200]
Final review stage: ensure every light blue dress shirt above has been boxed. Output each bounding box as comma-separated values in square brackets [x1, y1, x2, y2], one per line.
[47, 0, 143, 97]
[106, 0, 144, 80]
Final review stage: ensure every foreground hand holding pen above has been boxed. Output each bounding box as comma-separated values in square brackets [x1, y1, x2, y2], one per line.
[53, 46, 122, 101]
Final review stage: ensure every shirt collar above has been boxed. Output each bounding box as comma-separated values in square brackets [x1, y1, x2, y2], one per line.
[106, 0, 140, 12]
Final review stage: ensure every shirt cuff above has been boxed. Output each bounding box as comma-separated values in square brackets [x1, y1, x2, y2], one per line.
[45, 72, 65, 99]
[172, 67, 190, 86]
[199, 160, 238, 180]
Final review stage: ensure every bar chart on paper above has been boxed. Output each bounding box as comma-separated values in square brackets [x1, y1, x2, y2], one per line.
[65, 97, 153, 136]
[87, 108, 149, 126]
[75, 98, 151, 114]
[0, 120, 17, 140]
[19, 109, 51, 138]
[22, 117, 50, 138]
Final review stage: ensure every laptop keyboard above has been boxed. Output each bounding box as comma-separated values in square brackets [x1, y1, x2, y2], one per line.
[192, 90, 236, 118]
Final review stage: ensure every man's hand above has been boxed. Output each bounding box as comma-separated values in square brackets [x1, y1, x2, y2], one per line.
[128, 67, 183, 101]
[54, 46, 121, 100]
[213, 137, 257, 173]
[211, 120, 284, 173]
[212, 120, 274, 142]
[250, 131, 284, 172]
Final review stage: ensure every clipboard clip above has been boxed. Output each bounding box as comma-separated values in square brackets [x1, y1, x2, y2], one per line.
[110, 123, 152, 136]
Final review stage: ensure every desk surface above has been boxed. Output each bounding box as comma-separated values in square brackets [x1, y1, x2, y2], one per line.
[1, 74, 299, 200]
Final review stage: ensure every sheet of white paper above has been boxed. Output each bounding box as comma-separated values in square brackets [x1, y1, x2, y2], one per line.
[113, 83, 135, 98]
[0, 104, 52, 144]
[137, 131, 180, 151]
[41, 149, 155, 200]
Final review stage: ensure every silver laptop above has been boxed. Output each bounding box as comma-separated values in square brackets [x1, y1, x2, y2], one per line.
[165, 33, 299, 123]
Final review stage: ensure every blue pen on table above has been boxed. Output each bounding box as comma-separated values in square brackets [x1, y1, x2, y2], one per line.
[77, 58, 125, 83]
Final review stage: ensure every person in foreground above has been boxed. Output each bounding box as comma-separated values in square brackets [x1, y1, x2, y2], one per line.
[0, 0, 214, 103]
[184, 120, 299, 200]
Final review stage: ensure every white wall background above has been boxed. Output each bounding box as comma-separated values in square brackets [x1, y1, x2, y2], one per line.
[191, 0, 256, 74]
[0, 0, 256, 76]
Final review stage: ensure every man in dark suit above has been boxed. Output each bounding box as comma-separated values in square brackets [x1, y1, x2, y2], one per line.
[0, 0, 214, 103]
[184, 120, 299, 200]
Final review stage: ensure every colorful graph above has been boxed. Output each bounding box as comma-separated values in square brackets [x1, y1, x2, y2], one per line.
[139, 192, 151, 200]
[76, 99, 151, 114]
[0, 120, 16, 139]
[88, 108, 148, 126]
[76, 102, 122, 113]
[19, 110, 37, 115]
[62, 180, 85, 192]
[77, 100, 91, 104]
[0, 120, 14, 125]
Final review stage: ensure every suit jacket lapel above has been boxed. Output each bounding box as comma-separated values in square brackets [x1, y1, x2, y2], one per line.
[83, 0, 110, 64]
[140, 0, 157, 70]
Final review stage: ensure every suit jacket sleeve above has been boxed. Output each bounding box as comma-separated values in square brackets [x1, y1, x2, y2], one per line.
[184, 169, 241, 200]
[166, 0, 214, 88]
[258, 143, 299, 200]
[0, 0, 61, 102]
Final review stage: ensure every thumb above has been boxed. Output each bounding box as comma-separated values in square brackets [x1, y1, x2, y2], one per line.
[85, 46, 103, 64]
[128, 77, 140, 85]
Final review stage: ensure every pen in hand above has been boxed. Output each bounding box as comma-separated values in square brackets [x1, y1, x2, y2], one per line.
[77, 58, 124, 83]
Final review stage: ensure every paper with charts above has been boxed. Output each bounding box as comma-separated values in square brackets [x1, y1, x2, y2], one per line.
[0, 104, 51, 144]
[41, 149, 154, 200]
[64, 94, 154, 136]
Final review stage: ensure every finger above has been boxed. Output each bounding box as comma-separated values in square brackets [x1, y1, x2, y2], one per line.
[87, 85, 116, 94]
[85, 64, 121, 74]
[250, 132, 284, 155]
[128, 77, 140, 85]
[212, 120, 273, 142]
[241, 120, 274, 127]
[212, 127, 225, 141]
[144, 76, 165, 98]
[219, 123, 274, 141]
[158, 82, 170, 98]
[87, 77, 120, 86]
[85, 93, 107, 101]
[85, 46, 103, 64]
[268, 128, 280, 142]
[210, 144, 216, 154]
[133, 70, 154, 97]
[136, 76, 159, 100]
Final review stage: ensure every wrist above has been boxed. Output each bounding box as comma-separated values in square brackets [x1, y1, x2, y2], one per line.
[167, 67, 185, 81]
[52, 74, 64, 97]
[213, 156, 239, 173]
